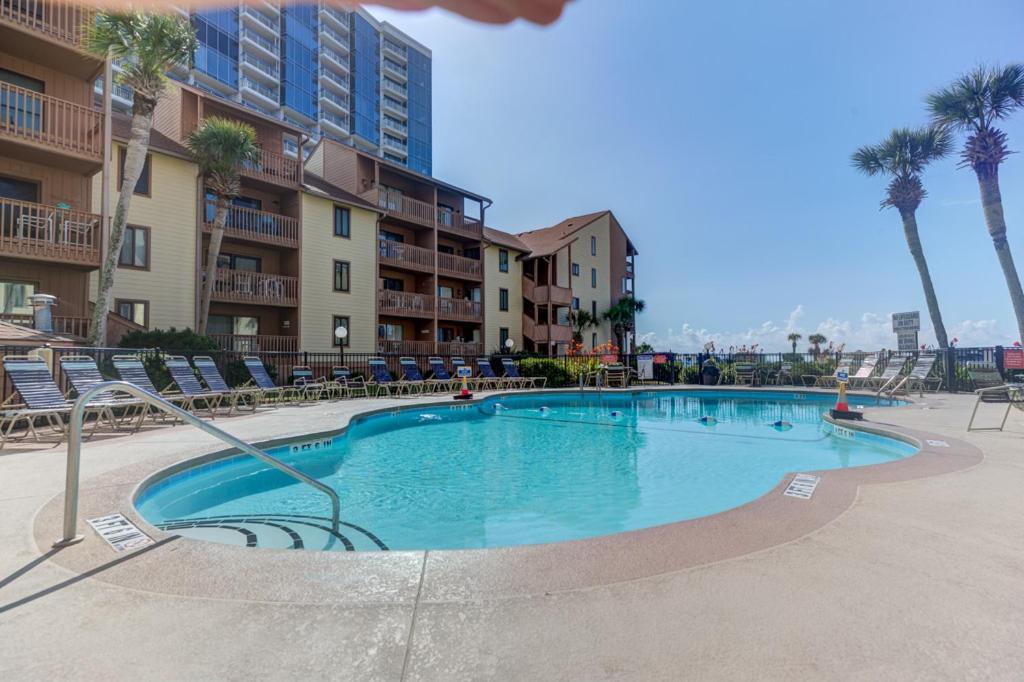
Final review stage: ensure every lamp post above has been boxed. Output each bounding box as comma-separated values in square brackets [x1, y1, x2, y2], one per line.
[334, 325, 348, 366]
[504, 337, 515, 354]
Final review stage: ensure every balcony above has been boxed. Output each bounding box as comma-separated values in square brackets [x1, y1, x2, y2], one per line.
[382, 136, 407, 156]
[382, 96, 407, 117]
[241, 53, 279, 82]
[523, 317, 573, 344]
[239, 77, 278, 107]
[378, 239, 434, 273]
[210, 269, 299, 307]
[320, 89, 349, 113]
[383, 78, 407, 99]
[437, 252, 482, 280]
[383, 38, 407, 62]
[240, 29, 279, 60]
[376, 339, 435, 355]
[377, 290, 434, 319]
[241, 6, 278, 35]
[318, 4, 349, 31]
[320, 111, 349, 135]
[319, 67, 350, 94]
[437, 210, 483, 239]
[202, 201, 299, 249]
[438, 297, 482, 323]
[363, 186, 435, 228]
[0, 1, 93, 49]
[383, 58, 407, 82]
[0, 197, 101, 267]
[383, 116, 407, 136]
[241, 147, 301, 187]
[320, 46, 349, 71]
[210, 334, 298, 353]
[320, 24, 348, 51]
[523, 278, 573, 306]
[0, 82, 104, 164]
[0, 312, 91, 338]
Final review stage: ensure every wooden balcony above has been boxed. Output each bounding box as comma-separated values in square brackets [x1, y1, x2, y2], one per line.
[523, 316, 573, 344]
[437, 341, 483, 357]
[209, 269, 299, 307]
[241, 147, 301, 188]
[376, 339, 436, 355]
[0, 82, 104, 164]
[377, 290, 435, 319]
[0, 313, 90, 338]
[210, 333, 299, 353]
[363, 186, 435, 228]
[203, 201, 299, 249]
[0, 1, 93, 48]
[378, 239, 434, 273]
[0, 197, 101, 267]
[437, 297, 482, 323]
[437, 252, 482, 280]
[523, 278, 573, 306]
[437, 211, 483, 240]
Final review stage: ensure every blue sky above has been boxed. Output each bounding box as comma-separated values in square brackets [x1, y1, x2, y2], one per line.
[371, 0, 1024, 350]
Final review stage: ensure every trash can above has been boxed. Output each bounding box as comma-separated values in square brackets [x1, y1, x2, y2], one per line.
[701, 359, 720, 385]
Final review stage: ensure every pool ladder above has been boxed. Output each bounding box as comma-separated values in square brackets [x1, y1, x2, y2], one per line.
[53, 381, 341, 548]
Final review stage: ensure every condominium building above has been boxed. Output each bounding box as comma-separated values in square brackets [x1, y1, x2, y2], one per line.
[482, 228, 528, 354]
[104, 4, 431, 175]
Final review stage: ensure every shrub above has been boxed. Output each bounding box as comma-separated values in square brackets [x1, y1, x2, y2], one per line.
[118, 327, 220, 352]
[518, 358, 571, 387]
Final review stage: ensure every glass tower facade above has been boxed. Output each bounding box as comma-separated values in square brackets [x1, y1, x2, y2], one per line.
[281, 4, 318, 121]
[406, 48, 432, 175]
[350, 12, 380, 148]
[192, 8, 239, 89]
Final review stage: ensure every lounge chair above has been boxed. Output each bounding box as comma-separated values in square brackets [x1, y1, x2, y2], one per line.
[871, 356, 911, 392]
[734, 363, 757, 387]
[163, 356, 226, 417]
[848, 355, 879, 388]
[111, 354, 186, 423]
[192, 356, 261, 412]
[427, 357, 460, 392]
[398, 357, 436, 394]
[367, 357, 409, 396]
[804, 361, 852, 388]
[290, 365, 327, 402]
[1, 355, 107, 448]
[501, 358, 545, 389]
[450, 357, 479, 390]
[966, 365, 1024, 431]
[324, 366, 369, 399]
[59, 355, 147, 431]
[604, 363, 632, 388]
[241, 356, 291, 404]
[884, 353, 941, 396]
[474, 358, 507, 390]
[769, 362, 794, 386]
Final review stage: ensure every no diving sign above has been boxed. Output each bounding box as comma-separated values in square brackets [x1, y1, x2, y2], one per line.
[87, 513, 154, 552]
[783, 473, 821, 500]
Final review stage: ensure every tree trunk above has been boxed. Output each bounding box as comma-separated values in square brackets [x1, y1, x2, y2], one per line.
[898, 208, 949, 348]
[198, 196, 230, 335]
[976, 169, 1024, 342]
[89, 105, 153, 346]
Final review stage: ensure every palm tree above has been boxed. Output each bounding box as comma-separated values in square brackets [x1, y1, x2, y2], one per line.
[568, 309, 599, 344]
[927, 64, 1024, 341]
[187, 118, 260, 335]
[85, 12, 197, 346]
[787, 332, 802, 355]
[808, 333, 827, 355]
[852, 127, 952, 348]
[602, 296, 646, 351]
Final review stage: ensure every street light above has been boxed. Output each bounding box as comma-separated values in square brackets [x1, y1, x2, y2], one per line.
[334, 325, 348, 365]
[504, 337, 515, 353]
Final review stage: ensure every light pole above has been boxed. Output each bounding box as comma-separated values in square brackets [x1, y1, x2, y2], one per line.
[504, 337, 515, 354]
[334, 325, 348, 366]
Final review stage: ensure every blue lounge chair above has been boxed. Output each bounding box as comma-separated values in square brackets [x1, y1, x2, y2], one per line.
[192, 356, 260, 412]
[324, 366, 369, 399]
[474, 358, 506, 390]
[398, 357, 433, 394]
[242, 356, 291, 403]
[449, 356, 479, 390]
[367, 357, 409, 396]
[290, 365, 327, 402]
[59, 355, 147, 431]
[501, 358, 543, 389]
[163, 356, 227, 417]
[427, 357, 459, 392]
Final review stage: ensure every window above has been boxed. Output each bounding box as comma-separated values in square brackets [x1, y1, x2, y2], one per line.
[622, 277, 631, 294]
[0, 69, 44, 133]
[437, 244, 455, 255]
[591, 235, 597, 256]
[380, 230, 404, 242]
[208, 315, 259, 337]
[591, 268, 597, 288]
[333, 206, 350, 237]
[572, 297, 580, 311]
[438, 285, 454, 298]
[378, 323, 403, 340]
[0, 280, 36, 315]
[0, 175, 39, 202]
[115, 299, 148, 327]
[572, 263, 580, 277]
[333, 260, 350, 292]
[332, 315, 350, 347]
[217, 253, 261, 271]
[498, 249, 509, 272]
[118, 225, 149, 269]
[382, 277, 404, 292]
[118, 147, 152, 196]
[499, 327, 510, 349]
[591, 332, 597, 348]
[591, 300, 597, 317]
[499, 288, 509, 311]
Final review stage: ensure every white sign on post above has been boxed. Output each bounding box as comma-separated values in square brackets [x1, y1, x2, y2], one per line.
[457, 366, 473, 378]
[897, 330, 919, 352]
[892, 311, 921, 332]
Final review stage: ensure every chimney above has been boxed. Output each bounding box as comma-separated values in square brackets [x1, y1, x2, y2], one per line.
[29, 294, 57, 334]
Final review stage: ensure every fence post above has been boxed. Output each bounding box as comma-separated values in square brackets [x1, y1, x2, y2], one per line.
[995, 345, 1005, 378]
[943, 347, 957, 392]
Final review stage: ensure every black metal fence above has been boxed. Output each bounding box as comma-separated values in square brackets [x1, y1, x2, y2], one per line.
[1, 344, 1019, 404]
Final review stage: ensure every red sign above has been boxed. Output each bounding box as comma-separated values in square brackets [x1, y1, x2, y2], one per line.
[653, 354, 668, 364]
[1004, 349, 1024, 369]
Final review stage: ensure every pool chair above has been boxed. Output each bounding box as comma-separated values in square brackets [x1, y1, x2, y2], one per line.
[192, 356, 261, 413]
[848, 355, 879, 388]
[0, 355, 108, 448]
[804, 361, 852, 388]
[367, 357, 410, 397]
[604, 363, 632, 388]
[450, 357, 479, 390]
[163, 356, 227, 417]
[967, 365, 1024, 431]
[474, 358, 508, 390]
[290, 366, 328, 402]
[870, 356, 911, 392]
[427, 357, 460, 392]
[59, 355, 148, 431]
[501, 357, 545, 389]
[768, 362, 794, 386]
[734, 363, 757, 387]
[241, 356, 292, 404]
[398, 357, 437, 393]
[884, 353, 942, 397]
[325, 366, 370, 399]
[112, 354, 186, 423]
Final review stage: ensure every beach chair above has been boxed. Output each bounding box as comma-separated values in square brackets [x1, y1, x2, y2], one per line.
[769, 362, 794, 386]
[59, 355, 147, 431]
[474, 358, 507, 390]
[162, 356, 228, 417]
[885, 353, 941, 396]
[192, 356, 260, 412]
[805, 361, 852, 388]
[324, 366, 370, 399]
[367, 357, 409, 396]
[1, 356, 107, 448]
[501, 357, 545, 389]
[734, 363, 757, 387]
[427, 357, 460, 392]
[111, 354, 186, 422]
[848, 355, 879, 388]
[450, 357, 478, 390]
[871, 356, 911, 392]
[241, 356, 291, 404]
[398, 357, 435, 394]
[966, 366, 1024, 431]
[290, 365, 327, 402]
[604, 363, 631, 388]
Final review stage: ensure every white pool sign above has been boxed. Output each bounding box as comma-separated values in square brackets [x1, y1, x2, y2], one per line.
[837, 370, 848, 383]
[783, 473, 821, 500]
[457, 366, 473, 378]
[892, 311, 920, 351]
[87, 513, 154, 552]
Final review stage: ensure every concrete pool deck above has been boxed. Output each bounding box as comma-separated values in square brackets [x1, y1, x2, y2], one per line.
[1, 387, 1022, 680]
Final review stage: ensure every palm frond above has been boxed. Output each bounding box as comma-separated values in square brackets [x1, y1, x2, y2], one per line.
[927, 64, 1024, 132]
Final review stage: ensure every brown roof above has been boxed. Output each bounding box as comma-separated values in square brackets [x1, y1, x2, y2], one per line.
[303, 173, 380, 212]
[515, 210, 610, 258]
[0, 321, 82, 346]
[482, 226, 530, 253]
[111, 114, 190, 159]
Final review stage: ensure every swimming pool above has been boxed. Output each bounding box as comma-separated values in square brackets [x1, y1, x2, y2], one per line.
[135, 390, 914, 552]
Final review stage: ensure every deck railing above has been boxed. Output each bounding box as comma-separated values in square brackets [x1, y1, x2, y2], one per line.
[241, 147, 301, 186]
[365, 186, 436, 227]
[209, 334, 298, 353]
[437, 297, 482, 322]
[202, 201, 299, 248]
[378, 239, 434, 272]
[437, 252, 482, 279]
[0, 197, 101, 266]
[437, 210, 483, 238]
[210, 269, 299, 307]
[377, 290, 435, 318]
[0, 0, 93, 47]
[523, 317, 573, 343]
[0, 82, 104, 159]
[0, 313, 91, 338]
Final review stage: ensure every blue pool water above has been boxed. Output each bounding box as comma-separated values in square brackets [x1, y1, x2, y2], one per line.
[135, 391, 914, 552]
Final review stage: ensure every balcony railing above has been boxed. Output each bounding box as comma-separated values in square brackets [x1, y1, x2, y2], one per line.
[383, 116, 407, 135]
[0, 82, 104, 160]
[0, 313, 91, 338]
[523, 317, 572, 344]
[240, 76, 277, 102]
[376, 339, 435, 355]
[382, 136, 406, 153]
[209, 333, 298, 353]
[377, 290, 435, 318]
[383, 38, 407, 60]
[318, 3, 349, 28]
[320, 46, 349, 71]
[523, 278, 573, 306]
[202, 201, 299, 248]
[438, 341, 483, 357]
[320, 89, 349, 111]
[437, 210, 483, 239]
[241, 53, 279, 80]
[241, 147, 301, 186]
[383, 97, 407, 116]
[319, 67, 349, 92]
[321, 24, 349, 49]
[321, 111, 349, 131]
[210, 269, 299, 307]
[438, 297, 482, 322]
[364, 186, 435, 227]
[383, 78, 407, 98]
[0, 1, 93, 47]
[0, 197, 101, 266]
[437, 252, 482, 280]
[378, 239, 434, 273]
[241, 6, 277, 32]
[240, 28, 279, 57]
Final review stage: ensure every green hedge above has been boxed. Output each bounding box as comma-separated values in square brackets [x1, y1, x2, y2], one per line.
[518, 358, 572, 387]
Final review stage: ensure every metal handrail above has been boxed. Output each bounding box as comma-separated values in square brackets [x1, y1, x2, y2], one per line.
[54, 381, 341, 547]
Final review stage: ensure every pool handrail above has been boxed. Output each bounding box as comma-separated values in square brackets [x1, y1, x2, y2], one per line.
[53, 380, 341, 548]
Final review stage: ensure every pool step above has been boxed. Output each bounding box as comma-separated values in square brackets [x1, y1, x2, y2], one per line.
[156, 514, 389, 552]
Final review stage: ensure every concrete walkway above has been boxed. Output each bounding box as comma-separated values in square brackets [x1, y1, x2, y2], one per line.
[1, 391, 1022, 680]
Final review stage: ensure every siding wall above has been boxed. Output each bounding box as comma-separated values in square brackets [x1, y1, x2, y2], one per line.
[298, 193, 377, 353]
[571, 214, 614, 348]
[483, 244, 523, 353]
